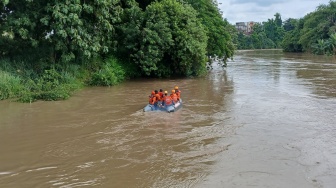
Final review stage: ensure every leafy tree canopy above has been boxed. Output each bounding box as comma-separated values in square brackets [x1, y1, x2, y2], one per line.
[299, 1, 336, 52]
[185, 0, 235, 63]
[1, 0, 122, 63]
[236, 13, 283, 50]
[117, 0, 208, 77]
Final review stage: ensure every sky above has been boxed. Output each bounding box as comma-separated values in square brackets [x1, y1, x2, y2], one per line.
[217, 0, 331, 24]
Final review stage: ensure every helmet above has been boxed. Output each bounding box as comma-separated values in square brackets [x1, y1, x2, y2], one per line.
[171, 90, 175, 93]
[151, 91, 155, 95]
[164, 91, 168, 94]
[174, 86, 178, 89]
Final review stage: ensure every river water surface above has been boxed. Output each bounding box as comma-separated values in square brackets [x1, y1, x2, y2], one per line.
[0, 50, 335, 188]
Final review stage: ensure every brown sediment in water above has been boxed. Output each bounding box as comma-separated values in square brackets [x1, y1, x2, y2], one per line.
[0, 50, 335, 187]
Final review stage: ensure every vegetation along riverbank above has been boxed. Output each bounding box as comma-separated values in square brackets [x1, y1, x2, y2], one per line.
[1, 0, 335, 102]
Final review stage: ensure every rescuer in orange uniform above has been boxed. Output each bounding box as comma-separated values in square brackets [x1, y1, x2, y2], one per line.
[174, 86, 181, 101]
[148, 91, 156, 105]
[159, 89, 164, 99]
[170, 89, 178, 104]
[154, 90, 161, 107]
[162, 91, 173, 107]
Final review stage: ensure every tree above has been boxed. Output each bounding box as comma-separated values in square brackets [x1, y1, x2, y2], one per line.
[185, 0, 235, 65]
[282, 18, 303, 52]
[274, 12, 282, 27]
[0, 0, 122, 63]
[283, 18, 296, 31]
[236, 13, 284, 50]
[263, 13, 285, 48]
[117, 0, 208, 77]
[311, 39, 331, 55]
[299, 1, 336, 52]
[135, 0, 152, 10]
[329, 33, 336, 54]
[0, 0, 50, 60]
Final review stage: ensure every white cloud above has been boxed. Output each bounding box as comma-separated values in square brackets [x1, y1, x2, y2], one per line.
[232, 0, 286, 7]
[218, 0, 331, 24]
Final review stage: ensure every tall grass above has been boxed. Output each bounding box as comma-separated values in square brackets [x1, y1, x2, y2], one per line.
[18, 69, 83, 102]
[0, 55, 130, 102]
[89, 56, 126, 86]
[0, 70, 23, 100]
[0, 59, 83, 102]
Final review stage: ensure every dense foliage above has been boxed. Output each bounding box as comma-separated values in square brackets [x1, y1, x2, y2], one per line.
[0, 0, 122, 63]
[237, 0, 336, 56]
[2, 0, 333, 102]
[117, 0, 208, 77]
[281, 18, 304, 52]
[299, 1, 336, 55]
[186, 0, 235, 64]
[0, 0, 234, 101]
[236, 13, 284, 49]
[282, 1, 336, 55]
[236, 1, 336, 55]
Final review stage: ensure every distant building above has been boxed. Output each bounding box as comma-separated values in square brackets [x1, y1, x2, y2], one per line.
[235, 21, 255, 34]
[235, 22, 247, 32]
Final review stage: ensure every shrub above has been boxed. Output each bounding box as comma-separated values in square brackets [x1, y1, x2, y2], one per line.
[90, 56, 126, 86]
[0, 70, 23, 100]
[0, 56, 127, 102]
[18, 69, 82, 102]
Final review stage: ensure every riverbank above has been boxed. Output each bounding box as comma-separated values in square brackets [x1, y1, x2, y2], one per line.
[2, 48, 333, 103]
[0, 56, 130, 102]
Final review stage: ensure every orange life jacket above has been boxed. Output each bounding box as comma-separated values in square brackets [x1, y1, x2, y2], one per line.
[149, 95, 156, 105]
[170, 93, 178, 103]
[155, 93, 161, 101]
[159, 92, 164, 99]
[176, 91, 180, 100]
[164, 95, 172, 105]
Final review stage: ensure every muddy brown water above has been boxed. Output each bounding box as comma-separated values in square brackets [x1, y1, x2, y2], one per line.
[0, 50, 335, 188]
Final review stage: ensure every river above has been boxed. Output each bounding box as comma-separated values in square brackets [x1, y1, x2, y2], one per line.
[0, 50, 335, 188]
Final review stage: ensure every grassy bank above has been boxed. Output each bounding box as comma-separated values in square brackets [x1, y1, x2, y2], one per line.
[0, 56, 133, 102]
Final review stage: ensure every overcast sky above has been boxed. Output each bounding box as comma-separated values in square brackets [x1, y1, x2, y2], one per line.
[217, 0, 331, 24]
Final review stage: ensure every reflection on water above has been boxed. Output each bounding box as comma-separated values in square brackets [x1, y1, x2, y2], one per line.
[236, 50, 336, 98]
[285, 52, 336, 98]
[293, 55, 336, 98]
[0, 50, 336, 188]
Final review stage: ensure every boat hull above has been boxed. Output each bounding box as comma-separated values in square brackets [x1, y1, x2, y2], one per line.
[143, 99, 182, 112]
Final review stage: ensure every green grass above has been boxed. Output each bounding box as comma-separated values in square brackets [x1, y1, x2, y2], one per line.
[89, 56, 126, 86]
[0, 55, 129, 102]
[0, 70, 23, 100]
